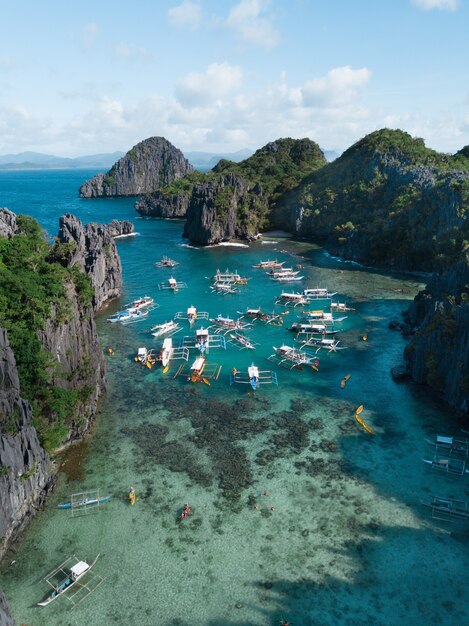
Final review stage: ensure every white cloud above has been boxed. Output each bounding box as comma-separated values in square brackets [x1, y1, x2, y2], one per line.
[80, 22, 98, 49]
[411, 0, 459, 10]
[114, 44, 151, 63]
[167, 1, 202, 29]
[175, 62, 243, 107]
[225, 0, 280, 49]
[302, 66, 371, 107]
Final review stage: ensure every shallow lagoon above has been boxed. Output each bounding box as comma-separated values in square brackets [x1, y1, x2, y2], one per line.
[0, 170, 468, 625]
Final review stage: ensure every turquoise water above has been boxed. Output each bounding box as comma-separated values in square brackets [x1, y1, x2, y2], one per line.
[1, 170, 469, 625]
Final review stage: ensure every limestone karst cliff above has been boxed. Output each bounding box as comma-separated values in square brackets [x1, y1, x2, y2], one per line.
[79, 136, 193, 198]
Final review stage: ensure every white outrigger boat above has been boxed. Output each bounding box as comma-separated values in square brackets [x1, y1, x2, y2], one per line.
[155, 256, 179, 268]
[424, 434, 469, 456]
[301, 309, 347, 324]
[210, 283, 239, 295]
[135, 347, 160, 368]
[180, 327, 226, 354]
[330, 301, 355, 312]
[421, 496, 469, 521]
[123, 295, 155, 311]
[158, 337, 189, 369]
[175, 305, 209, 326]
[211, 269, 249, 285]
[209, 315, 252, 334]
[423, 453, 469, 476]
[289, 322, 339, 335]
[269, 268, 304, 282]
[267, 345, 320, 370]
[237, 307, 283, 326]
[228, 332, 258, 350]
[151, 320, 181, 338]
[107, 308, 149, 324]
[275, 292, 309, 307]
[173, 355, 222, 385]
[38, 555, 101, 607]
[158, 276, 187, 292]
[303, 287, 337, 299]
[230, 363, 278, 391]
[296, 334, 345, 353]
[253, 260, 285, 269]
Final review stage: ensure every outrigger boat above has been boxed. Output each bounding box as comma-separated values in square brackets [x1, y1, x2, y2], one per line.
[151, 320, 181, 338]
[269, 268, 304, 282]
[175, 305, 209, 326]
[209, 315, 252, 334]
[301, 310, 347, 324]
[155, 256, 179, 268]
[107, 308, 149, 324]
[230, 363, 278, 391]
[123, 295, 155, 311]
[173, 355, 222, 385]
[237, 307, 283, 326]
[330, 301, 355, 312]
[211, 269, 249, 285]
[57, 495, 111, 509]
[289, 322, 339, 335]
[158, 276, 187, 292]
[275, 292, 309, 307]
[228, 333, 258, 350]
[210, 283, 239, 295]
[303, 288, 337, 299]
[424, 434, 469, 456]
[296, 334, 345, 353]
[158, 337, 189, 369]
[180, 327, 226, 354]
[267, 345, 320, 370]
[37, 555, 100, 607]
[423, 453, 469, 476]
[135, 347, 159, 368]
[253, 260, 285, 269]
[421, 496, 469, 521]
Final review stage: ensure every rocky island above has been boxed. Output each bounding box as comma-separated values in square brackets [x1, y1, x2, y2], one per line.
[0, 209, 127, 583]
[79, 136, 193, 198]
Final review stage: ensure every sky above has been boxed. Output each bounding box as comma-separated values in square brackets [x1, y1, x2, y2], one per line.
[0, 0, 468, 157]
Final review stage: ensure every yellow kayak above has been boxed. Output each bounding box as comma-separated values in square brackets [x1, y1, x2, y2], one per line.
[356, 404, 364, 415]
[355, 413, 375, 435]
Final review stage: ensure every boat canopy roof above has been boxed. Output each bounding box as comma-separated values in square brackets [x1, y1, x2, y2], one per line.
[162, 337, 172, 349]
[187, 306, 196, 314]
[191, 357, 205, 370]
[196, 328, 208, 337]
[437, 435, 454, 445]
[71, 561, 89, 577]
[138, 347, 147, 357]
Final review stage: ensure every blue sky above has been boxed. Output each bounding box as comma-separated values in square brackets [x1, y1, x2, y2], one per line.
[0, 0, 467, 156]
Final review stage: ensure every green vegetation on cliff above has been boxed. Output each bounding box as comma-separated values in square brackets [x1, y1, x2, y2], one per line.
[292, 129, 469, 271]
[0, 216, 93, 450]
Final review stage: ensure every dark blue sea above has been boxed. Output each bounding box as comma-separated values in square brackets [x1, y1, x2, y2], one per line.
[0, 169, 467, 626]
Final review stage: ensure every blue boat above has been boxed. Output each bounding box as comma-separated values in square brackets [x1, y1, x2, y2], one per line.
[57, 495, 111, 509]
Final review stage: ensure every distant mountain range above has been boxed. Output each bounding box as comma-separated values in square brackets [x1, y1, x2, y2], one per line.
[0, 146, 339, 171]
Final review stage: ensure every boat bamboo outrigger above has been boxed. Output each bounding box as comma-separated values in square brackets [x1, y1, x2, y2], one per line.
[230, 363, 278, 391]
[302, 288, 337, 299]
[296, 334, 345, 353]
[267, 345, 320, 370]
[180, 327, 226, 354]
[151, 320, 181, 338]
[173, 355, 222, 385]
[330, 301, 355, 312]
[228, 332, 258, 350]
[37, 555, 102, 607]
[155, 256, 179, 268]
[421, 496, 469, 521]
[107, 308, 149, 324]
[253, 260, 285, 269]
[209, 315, 252, 334]
[158, 276, 187, 292]
[424, 434, 469, 457]
[211, 269, 249, 285]
[275, 292, 309, 307]
[174, 305, 209, 326]
[123, 296, 156, 311]
[289, 322, 339, 336]
[237, 307, 283, 325]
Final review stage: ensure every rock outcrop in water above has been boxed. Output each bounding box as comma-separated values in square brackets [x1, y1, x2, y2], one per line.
[79, 136, 193, 198]
[57, 213, 124, 311]
[403, 255, 469, 414]
[0, 329, 53, 560]
[135, 189, 191, 218]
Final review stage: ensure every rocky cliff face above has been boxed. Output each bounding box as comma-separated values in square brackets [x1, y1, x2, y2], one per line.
[0, 589, 15, 626]
[291, 130, 469, 272]
[0, 209, 18, 240]
[135, 190, 191, 218]
[79, 136, 193, 198]
[183, 173, 263, 245]
[0, 329, 53, 560]
[403, 257, 469, 414]
[58, 213, 124, 311]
